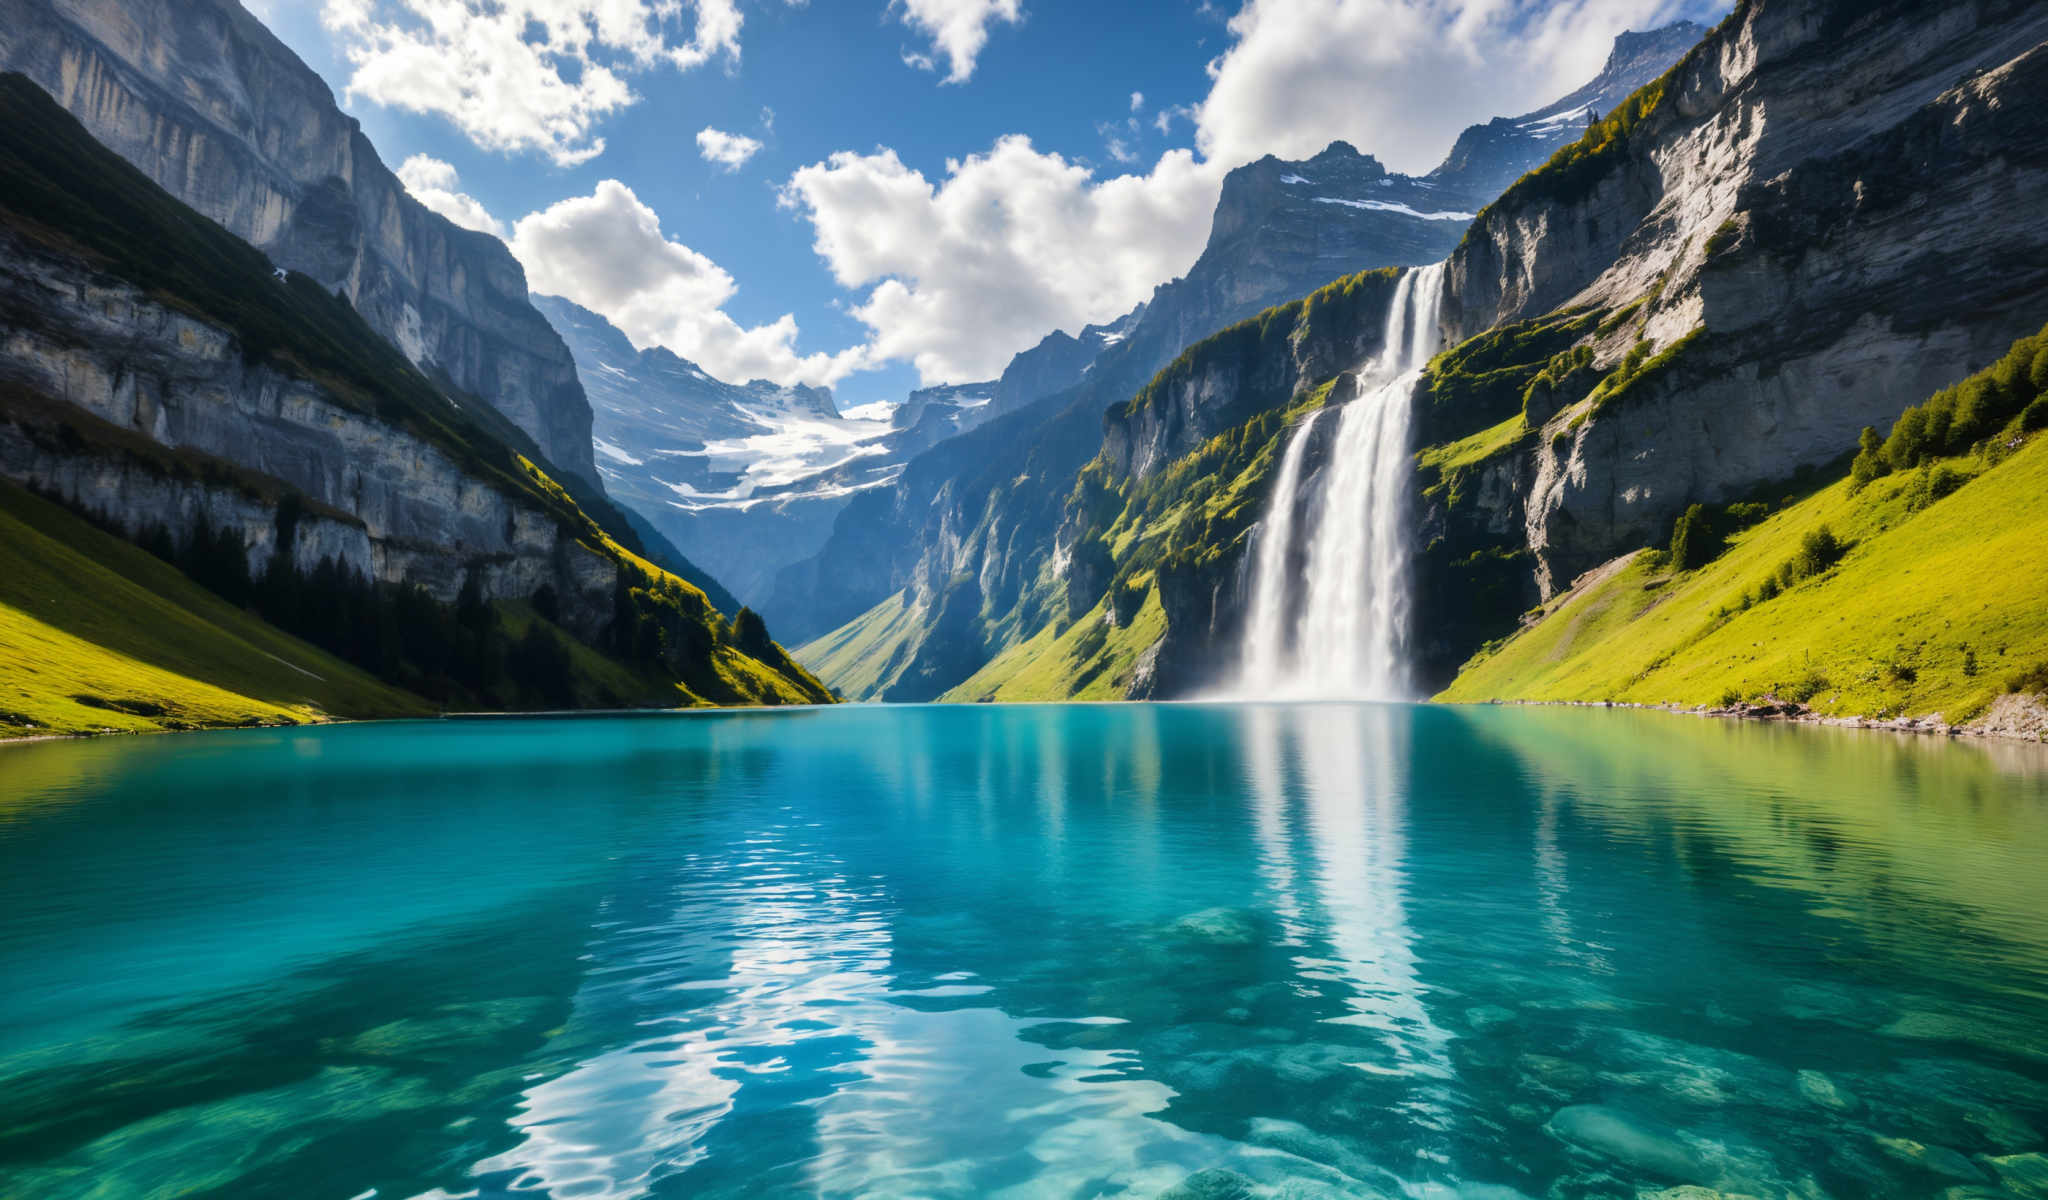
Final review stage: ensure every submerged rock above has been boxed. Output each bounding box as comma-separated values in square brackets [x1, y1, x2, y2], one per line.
[1545, 1105, 1713, 1184]
[1873, 1135, 1987, 1182]
[1982, 1152, 2048, 1198]
[1794, 1069, 1860, 1113]
[1466, 1005, 1518, 1032]
[1168, 908, 1264, 947]
[1966, 1108, 2043, 1152]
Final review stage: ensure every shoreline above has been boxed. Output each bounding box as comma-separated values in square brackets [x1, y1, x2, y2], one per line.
[10, 693, 2048, 748]
[1469, 692, 2048, 745]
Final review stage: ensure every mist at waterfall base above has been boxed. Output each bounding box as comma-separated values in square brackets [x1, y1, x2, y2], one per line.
[4, 705, 2048, 1198]
[1235, 262, 1448, 701]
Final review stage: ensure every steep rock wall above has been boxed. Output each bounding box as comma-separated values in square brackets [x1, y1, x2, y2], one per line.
[0, 0, 601, 488]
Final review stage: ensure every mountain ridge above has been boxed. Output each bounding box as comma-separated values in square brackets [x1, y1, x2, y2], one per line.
[0, 0, 604, 490]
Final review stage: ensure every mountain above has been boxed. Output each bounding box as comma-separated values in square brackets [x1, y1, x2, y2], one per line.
[533, 293, 1013, 606]
[934, 0, 2048, 714]
[0, 71, 831, 725]
[0, 0, 601, 490]
[783, 22, 1708, 697]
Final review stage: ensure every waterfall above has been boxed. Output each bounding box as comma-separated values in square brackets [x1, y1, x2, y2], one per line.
[1234, 262, 1446, 700]
[1238, 409, 1321, 686]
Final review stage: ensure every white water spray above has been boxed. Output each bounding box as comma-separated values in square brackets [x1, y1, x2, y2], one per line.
[1234, 262, 1446, 700]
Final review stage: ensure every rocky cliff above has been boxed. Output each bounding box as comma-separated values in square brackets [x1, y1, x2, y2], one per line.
[1438, 0, 2048, 597]
[0, 73, 830, 708]
[819, 0, 2048, 706]
[533, 293, 1009, 610]
[1121, 0, 2048, 698]
[0, 0, 602, 489]
[785, 24, 1706, 697]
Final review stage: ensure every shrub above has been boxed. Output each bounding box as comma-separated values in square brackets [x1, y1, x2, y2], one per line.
[1669, 503, 1718, 570]
[1865, 322, 2048, 470]
[2008, 661, 2048, 695]
[1782, 525, 1844, 584]
[1849, 425, 1888, 490]
[1780, 666, 1830, 704]
[1703, 217, 1740, 257]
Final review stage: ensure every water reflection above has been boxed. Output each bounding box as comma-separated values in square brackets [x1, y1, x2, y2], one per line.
[0, 706, 2045, 1199]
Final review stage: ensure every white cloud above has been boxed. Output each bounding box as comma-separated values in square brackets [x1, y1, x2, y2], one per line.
[895, 0, 1023, 83]
[321, 0, 744, 165]
[782, 138, 1222, 383]
[1129, 90, 1145, 112]
[511, 180, 867, 387]
[395, 154, 505, 236]
[697, 127, 764, 171]
[1195, 0, 1715, 175]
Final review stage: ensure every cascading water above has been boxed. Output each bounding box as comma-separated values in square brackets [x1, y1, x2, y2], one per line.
[1235, 262, 1447, 700]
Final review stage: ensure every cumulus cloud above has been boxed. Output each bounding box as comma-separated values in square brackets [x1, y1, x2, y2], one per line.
[1130, 90, 1145, 112]
[320, 0, 744, 165]
[782, 138, 1222, 383]
[395, 155, 505, 236]
[511, 180, 867, 387]
[1195, 0, 1717, 174]
[697, 127, 764, 171]
[896, 0, 1023, 83]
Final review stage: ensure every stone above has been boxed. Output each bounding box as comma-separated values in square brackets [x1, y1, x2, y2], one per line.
[1982, 1153, 2048, 1198]
[1966, 1108, 2042, 1152]
[1873, 1136, 1987, 1182]
[1794, 1069, 1860, 1113]
[1466, 1005, 1518, 1032]
[1546, 1105, 1713, 1184]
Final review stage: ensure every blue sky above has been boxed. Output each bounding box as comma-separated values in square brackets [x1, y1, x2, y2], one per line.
[258, 0, 1719, 409]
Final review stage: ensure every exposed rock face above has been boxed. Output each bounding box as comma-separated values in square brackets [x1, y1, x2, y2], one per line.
[1430, 22, 1708, 201]
[785, 25, 1705, 695]
[1445, 0, 2048, 595]
[531, 293, 1006, 611]
[0, 0, 601, 488]
[0, 231, 621, 638]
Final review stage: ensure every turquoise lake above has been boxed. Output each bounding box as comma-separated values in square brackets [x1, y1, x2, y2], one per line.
[3, 703, 2048, 1198]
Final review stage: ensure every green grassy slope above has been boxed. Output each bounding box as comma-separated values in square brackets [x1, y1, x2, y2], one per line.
[796, 590, 930, 701]
[1439, 434, 2048, 721]
[0, 481, 427, 737]
[941, 586, 1168, 703]
[0, 71, 828, 714]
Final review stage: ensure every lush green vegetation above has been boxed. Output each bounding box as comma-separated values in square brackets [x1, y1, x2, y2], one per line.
[1851, 321, 2048, 485]
[0, 71, 833, 717]
[1115, 269, 1400, 423]
[941, 584, 1168, 703]
[796, 590, 933, 700]
[1414, 309, 1602, 447]
[1442, 324, 2048, 721]
[0, 480, 426, 737]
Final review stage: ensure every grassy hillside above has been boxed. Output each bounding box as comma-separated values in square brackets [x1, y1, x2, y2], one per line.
[0, 481, 427, 737]
[796, 591, 930, 701]
[0, 71, 829, 715]
[1441, 337, 2048, 721]
[941, 585, 1168, 703]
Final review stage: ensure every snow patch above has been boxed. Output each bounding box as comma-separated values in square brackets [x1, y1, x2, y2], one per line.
[593, 438, 644, 466]
[1279, 173, 1311, 185]
[1313, 197, 1476, 221]
[394, 303, 427, 366]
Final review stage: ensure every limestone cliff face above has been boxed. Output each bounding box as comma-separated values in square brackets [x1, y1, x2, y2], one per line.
[0, 0, 601, 488]
[0, 231, 623, 639]
[1443, 0, 2048, 594]
[783, 27, 1703, 693]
